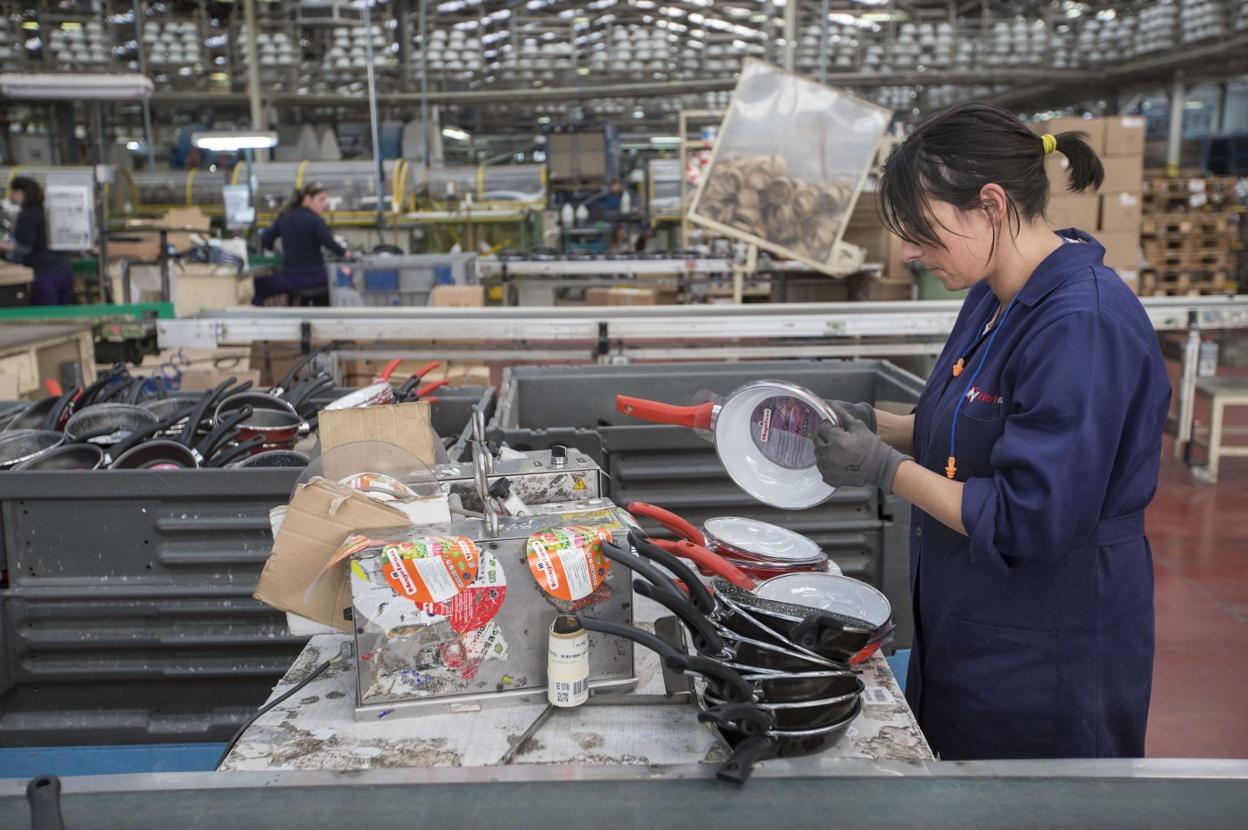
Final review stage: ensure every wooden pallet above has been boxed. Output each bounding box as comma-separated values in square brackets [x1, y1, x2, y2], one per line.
[1141, 282, 1239, 297]
[1143, 192, 1239, 213]
[1144, 251, 1235, 270]
[1141, 214, 1236, 235]
[1140, 268, 1231, 294]
[1141, 233, 1238, 251]
[1144, 176, 1239, 196]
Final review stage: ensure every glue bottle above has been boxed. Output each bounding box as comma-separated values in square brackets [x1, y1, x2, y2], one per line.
[548, 615, 589, 707]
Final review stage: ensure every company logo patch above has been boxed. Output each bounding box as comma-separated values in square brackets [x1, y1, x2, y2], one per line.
[964, 386, 1003, 406]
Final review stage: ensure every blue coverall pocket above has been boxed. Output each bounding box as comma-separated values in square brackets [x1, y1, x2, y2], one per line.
[934, 616, 1060, 756]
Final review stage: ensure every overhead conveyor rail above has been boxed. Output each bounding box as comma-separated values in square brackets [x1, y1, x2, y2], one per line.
[158, 297, 1248, 353]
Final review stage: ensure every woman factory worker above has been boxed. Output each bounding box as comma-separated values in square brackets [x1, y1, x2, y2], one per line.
[816, 103, 1170, 760]
[256, 183, 348, 305]
[0, 177, 73, 305]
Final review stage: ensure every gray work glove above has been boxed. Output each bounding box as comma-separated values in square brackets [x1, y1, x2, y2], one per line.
[825, 400, 877, 433]
[815, 402, 907, 492]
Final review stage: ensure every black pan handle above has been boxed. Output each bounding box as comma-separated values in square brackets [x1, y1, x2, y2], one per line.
[629, 530, 716, 615]
[788, 611, 848, 652]
[41, 386, 80, 431]
[664, 653, 754, 704]
[205, 376, 239, 409]
[178, 386, 225, 446]
[597, 538, 687, 599]
[697, 701, 775, 736]
[26, 774, 66, 830]
[110, 402, 199, 460]
[276, 344, 332, 393]
[206, 436, 265, 467]
[223, 379, 255, 400]
[632, 579, 725, 657]
[716, 735, 780, 786]
[289, 376, 334, 410]
[193, 405, 253, 458]
[575, 615, 680, 662]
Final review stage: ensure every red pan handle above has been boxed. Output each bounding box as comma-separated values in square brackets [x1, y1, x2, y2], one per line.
[414, 361, 440, 379]
[627, 501, 705, 546]
[616, 396, 714, 431]
[378, 358, 404, 382]
[417, 379, 450, 397]
[652, 538, 757, 591]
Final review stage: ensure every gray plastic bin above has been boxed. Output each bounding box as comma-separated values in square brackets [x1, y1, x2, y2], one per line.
[0, 387, 495, 746]
[489, 360, 924, 649]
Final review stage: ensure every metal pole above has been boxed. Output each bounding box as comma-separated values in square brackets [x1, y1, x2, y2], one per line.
[1166, 71, 1185, 177]
[133, 0, 156, 169]
[419, 0, 431, 172]
[243, 0, 265, 143]
[782, 0, 797, 72]
[818, 0, 829, 84]
[93, 102, 109, 304]
[363, 1, 386, 228]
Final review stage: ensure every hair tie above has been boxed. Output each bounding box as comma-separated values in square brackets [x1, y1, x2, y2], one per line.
[1041, 133, 1057, 156]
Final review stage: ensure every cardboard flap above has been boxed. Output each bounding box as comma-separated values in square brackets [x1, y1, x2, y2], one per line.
[253, 477, 416, 632]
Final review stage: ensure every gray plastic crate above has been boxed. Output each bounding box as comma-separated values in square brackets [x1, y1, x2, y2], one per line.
[0, 388, 495, 746]
[488, 360, 924, 648]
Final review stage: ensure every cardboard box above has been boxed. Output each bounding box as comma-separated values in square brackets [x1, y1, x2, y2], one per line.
[1047, 195, 1099, 231]
[253, 478, 419, 632]
[584, 287, 613, 306]
[173, 263, 254, 316]
[1097, 229, 1141, 269]
[1036, 117, 1105, 156]
[317, 400, 438, 470]
[430, 284, 485, 307]
[1099, 192, 1143, 233]
[1101, 156, 1143, 194]
[1103, 117, 1146, 158]
[109, 207, 212, 262]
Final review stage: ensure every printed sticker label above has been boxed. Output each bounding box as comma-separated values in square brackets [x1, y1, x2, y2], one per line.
[749, 395, 820, 469]
[437, 551, 507, 633]
[526, 526, 612, 601]
[381, 536, 480, 605]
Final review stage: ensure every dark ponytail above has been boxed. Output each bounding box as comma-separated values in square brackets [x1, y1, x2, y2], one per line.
[879, 103, 1106, 250]
[280, 188, 305, 216]
[281, 183, 328, 215]
[1051, 131, 1104, 194]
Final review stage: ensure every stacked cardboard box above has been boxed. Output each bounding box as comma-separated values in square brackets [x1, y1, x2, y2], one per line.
[1037, 116, 1146, 292]
[1138, 176, 1241, 296]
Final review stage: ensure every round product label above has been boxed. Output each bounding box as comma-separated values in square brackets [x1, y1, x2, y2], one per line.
[526, 526, 612, 602]
[748, 395, 820, 469]
[381, 536, 480, 605]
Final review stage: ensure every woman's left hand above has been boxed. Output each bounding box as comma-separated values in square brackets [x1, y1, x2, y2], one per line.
[815, 403, 909, 491]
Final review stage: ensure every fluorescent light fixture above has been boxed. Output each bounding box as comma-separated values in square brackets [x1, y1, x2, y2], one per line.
[441, 126, 471, 141]
[0, 73, 154, 101]
[125, 141, 141, 151]
[191, 130, 279, 151]
[649, 136, 681, 144]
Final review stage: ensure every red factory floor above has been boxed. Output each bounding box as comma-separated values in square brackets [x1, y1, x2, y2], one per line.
[1146, 435, 1248, 759]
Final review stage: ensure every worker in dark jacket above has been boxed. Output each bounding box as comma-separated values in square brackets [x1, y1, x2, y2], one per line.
[815, 104, 1169, 760]
[0, 177, 74, 305]
[255, 183, 348, 305]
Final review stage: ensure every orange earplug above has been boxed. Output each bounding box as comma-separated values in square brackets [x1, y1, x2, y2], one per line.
[952, 358, 965, 378]
[945, 456, 957, 479]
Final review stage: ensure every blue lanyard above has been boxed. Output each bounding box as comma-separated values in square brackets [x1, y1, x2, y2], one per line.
[946, 294, 1020, 479]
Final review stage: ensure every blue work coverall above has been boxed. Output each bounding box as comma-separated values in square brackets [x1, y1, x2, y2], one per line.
[907, 230, 1171, 760]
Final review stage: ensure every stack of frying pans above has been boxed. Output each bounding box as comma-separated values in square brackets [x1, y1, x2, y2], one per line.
[0, 371, 321, 471]
[579, 527, 893, 784]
